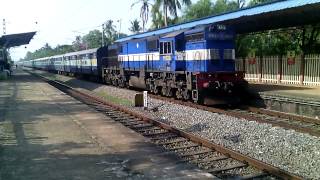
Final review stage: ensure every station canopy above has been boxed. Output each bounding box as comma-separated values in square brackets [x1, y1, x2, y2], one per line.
[117, 0, 320, 42]
[0, 32, 36, 48]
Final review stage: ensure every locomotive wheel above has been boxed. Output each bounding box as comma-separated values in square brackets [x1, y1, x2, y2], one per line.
[154, 86, 161, 95]
[118, 79, 124, 88]
[147, 84, 154, 94]
[112, 79, 118, 86]
[175, 89, 183, 99]
[183, 89, 191, 101]
[167, 88, 173, 97]
[161, 86, 167, 96]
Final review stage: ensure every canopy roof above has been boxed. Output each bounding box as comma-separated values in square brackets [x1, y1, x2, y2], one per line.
[0, 32, 36, 48]
[117, 0, 320, 42]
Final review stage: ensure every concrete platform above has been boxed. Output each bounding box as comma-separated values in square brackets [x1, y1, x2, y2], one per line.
[0, 70, 215, 179]
[248, 83, 320, 118]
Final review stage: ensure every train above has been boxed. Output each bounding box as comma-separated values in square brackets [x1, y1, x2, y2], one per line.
[23, 24, 248, 104]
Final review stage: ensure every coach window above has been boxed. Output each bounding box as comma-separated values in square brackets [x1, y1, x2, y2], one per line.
[160, 41, 172, 55]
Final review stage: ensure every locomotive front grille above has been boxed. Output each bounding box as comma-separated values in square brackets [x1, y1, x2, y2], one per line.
[223, 49, 235, 60]
[209, 49, 220, 60]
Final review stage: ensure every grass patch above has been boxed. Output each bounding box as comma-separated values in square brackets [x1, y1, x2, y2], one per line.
[96, 91, 133, 106]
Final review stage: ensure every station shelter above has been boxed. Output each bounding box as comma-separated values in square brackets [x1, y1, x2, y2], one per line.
[0, 32, 36, 71]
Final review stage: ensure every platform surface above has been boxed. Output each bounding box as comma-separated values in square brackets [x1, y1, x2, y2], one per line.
[248, 83, 320, 103]
[0, 70, 214, 180]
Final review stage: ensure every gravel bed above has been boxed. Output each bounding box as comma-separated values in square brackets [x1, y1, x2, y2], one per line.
[132, 99, 320, 179]
[33, 70, 320, 179]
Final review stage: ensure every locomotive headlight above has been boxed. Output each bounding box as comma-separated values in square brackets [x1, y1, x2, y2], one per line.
[203, 82, 210, 88]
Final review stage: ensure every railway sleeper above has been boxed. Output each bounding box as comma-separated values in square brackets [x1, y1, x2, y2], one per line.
[136, 127, 163, 133]
[106, 111, 124, 116]
[142, 130, 170, 137]
[131, 124, 154, 129]
[179, 149, 213, 158]
[114, 117, 139, 122]
[114, 119, 138, 124]
[166, 144, 199, 151]
[87, 102, 103, 107]
[149, 134, 178, 141]
[98, 108, 118, 112]
[156, 138, 188, 145]
[239, 172, 269, 180]
[105, 113, 122, 118]
[123, 122, 143, 127]
[193, 156, 229, 164]
[207, 163, 248, 174]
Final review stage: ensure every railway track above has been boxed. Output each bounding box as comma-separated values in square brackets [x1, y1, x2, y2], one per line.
[29, 71, 303, 180]
[150, 95, 320, 137]
[27, 68, 320, 137]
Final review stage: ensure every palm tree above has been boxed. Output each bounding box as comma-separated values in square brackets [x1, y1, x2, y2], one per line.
[104, 20, 117, 44]
[151, 1, 165, 29]
[131, 0, 152, 32]
[129, 19, 142, 34]
[237, 0, 245, 8]
[155, 0, 191, 27]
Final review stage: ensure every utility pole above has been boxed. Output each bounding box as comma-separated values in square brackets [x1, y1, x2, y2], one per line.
[117, 19, 122, 39]
[3, 19, 6, 35]
[101, 23, 105, 47]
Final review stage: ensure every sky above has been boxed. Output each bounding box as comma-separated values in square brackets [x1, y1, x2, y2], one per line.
[0, 0, 196, 61]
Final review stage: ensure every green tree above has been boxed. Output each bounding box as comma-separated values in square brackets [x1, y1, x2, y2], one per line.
[155, 0, 191, 27]
[299, 25, 320, 54]
[54, 45, 74, 54]
[82, 29, 103, 49]
[131, 0, 152, 32]
[129, 19, 143, 34]
[72, 36, 84, 51]
[249, 0, 274, 6]
[182, 0, 214, 21]
[212, 0, 238, 15]
[181, 0, 241, 22]
[104, 20, 117, 45]
[150, 1, 165, 29]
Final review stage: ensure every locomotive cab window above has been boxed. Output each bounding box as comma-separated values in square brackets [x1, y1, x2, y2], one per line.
[147, 40, 158, 51]
[160, 41, 172, 55]
[185, 33, 204, 42]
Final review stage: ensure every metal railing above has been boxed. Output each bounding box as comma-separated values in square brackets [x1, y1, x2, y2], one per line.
[235, 54, 320, 86]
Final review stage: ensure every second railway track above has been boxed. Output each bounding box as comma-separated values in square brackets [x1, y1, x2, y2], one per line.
[149, 95, 320, 137]
[29, 71, 303, 180]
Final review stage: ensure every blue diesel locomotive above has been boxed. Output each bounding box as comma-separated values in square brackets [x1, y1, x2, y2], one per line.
[24, 24, 247, 104]
[102, 24, 247, 104]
